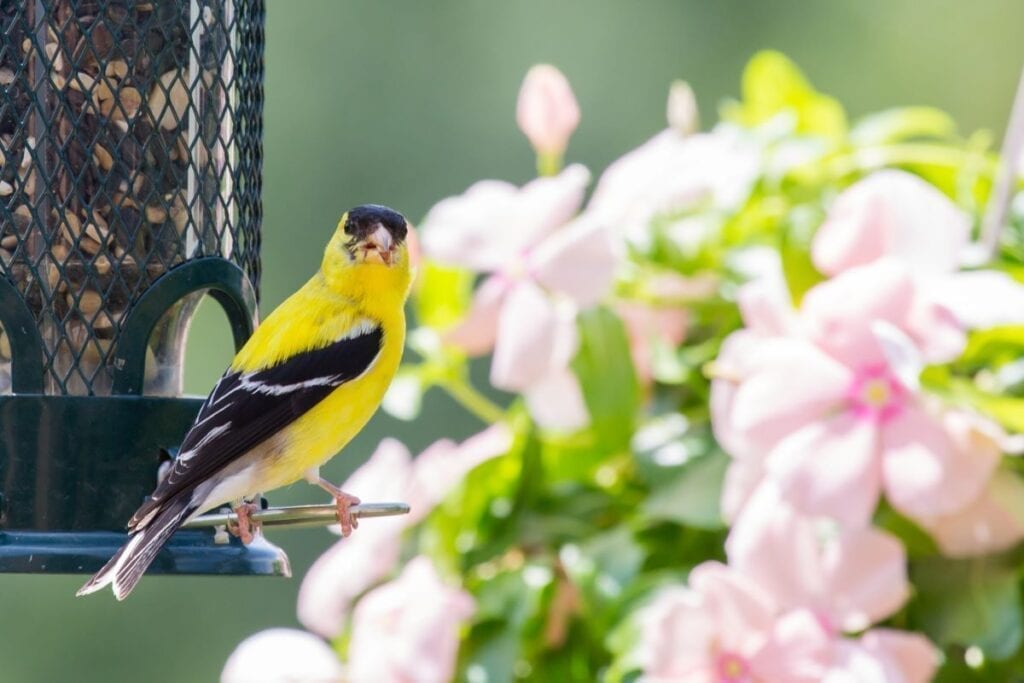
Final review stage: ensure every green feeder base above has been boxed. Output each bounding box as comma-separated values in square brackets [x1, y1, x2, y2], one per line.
[0, 394, 290, 576]
[0, 530, 290, 576]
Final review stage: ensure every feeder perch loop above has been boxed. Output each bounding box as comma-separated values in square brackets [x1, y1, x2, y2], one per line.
[185, 502, 412, 531]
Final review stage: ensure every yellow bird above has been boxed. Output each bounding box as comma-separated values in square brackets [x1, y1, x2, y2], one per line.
[78, 205, 412, 600]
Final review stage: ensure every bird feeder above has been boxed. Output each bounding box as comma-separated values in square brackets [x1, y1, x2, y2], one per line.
[0, 0, 288, 576]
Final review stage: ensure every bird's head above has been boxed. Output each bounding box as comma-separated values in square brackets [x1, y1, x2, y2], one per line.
[323, 204, 412, 299]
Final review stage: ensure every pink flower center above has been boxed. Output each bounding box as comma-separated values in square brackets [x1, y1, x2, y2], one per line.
[715, 652, 751, 683]
[847, 365, 905, 422]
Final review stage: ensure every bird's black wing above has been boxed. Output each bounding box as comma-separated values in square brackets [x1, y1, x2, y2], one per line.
[128, 323, 383, 530]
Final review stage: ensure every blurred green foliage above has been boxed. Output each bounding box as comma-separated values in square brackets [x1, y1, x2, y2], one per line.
[1, 1, 1024, 681]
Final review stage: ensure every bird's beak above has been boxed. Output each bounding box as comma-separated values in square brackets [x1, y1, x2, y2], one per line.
[361, 224, 395, 265]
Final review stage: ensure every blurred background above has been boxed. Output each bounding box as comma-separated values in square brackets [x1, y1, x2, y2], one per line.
[1, 1, 1023, 680]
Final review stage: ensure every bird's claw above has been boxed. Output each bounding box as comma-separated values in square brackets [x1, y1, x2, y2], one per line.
[228, 501, 261, 545]
[334, 491, 361, 537]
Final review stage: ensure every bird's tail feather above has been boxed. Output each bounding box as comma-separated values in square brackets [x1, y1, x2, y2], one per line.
[76, 497, 197, 600]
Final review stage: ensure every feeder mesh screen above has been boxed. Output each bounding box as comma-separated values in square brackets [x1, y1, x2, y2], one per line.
[0, 0, 263, 394]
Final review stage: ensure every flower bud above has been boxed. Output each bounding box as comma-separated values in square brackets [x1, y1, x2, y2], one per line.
[667, 80, 698, 135]
[516, 64, 580, 160]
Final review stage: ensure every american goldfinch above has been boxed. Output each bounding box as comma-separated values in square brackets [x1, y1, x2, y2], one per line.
[78, 205, 412, 600]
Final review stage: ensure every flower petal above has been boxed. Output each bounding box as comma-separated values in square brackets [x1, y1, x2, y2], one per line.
[766, 415, 881, 528]
[491, 281, 577, 391]
[688, 561, 778, 655]
[737, 269, 799, 337]
[919, 468, 1024, 558]
[931, 270, 1024, 329]
[881, 407, 1000, 519]
[812, 170, 969, 277]
[420, 165, 589, 272]
[635, 586, 718, 680]
[856, 629, 939, 683]
[347, 557, 474, 683]
[524, 366, 590, 431]
[728, 483, 909, 631]
[819, 528, 910, 632]
[408, 425, 514, 522]
[530, 214, 618, 306]
[720, 459, 766, 524]
[749, 610, 833, 683]
[586, 128, 760, 247]
[720, 337, 852, 461]
[420, 180, 521, 271]
[443, 275, 510, 355]
[222, 629, 343, 683]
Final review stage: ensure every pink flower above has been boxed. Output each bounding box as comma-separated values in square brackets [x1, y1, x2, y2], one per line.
[824, 630, 938, 683]
[221, 629, 343, 683]
[915, 421, 1024, 559]
[421, 165, 617, 430]
[636, 561, 832, 683]
[347, 556, 474, 683]
[585, 124, 760, 248]
[723, 485, 937, 682]
[634, 486, 935, 682]
[923, 469, 1024, 557]
[726, 483, 910, 634]
[712, 259, 982, 526]
[299, 428, 510, 637]
[516, 64, 580, 158]
[812, 170, 1024, 328]
[812, 170, 970, 277]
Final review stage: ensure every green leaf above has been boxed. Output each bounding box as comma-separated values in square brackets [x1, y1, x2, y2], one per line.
[851, 107, 958, 145]
[959, 325, 1024, 370]
[423, 410, 537, 570]
[910, 556, 1024, 661]
[948, 379, 1024, 433]
[413, 261, 474, 329]
[642, 449, 729, 530]
[573, 307, 640, 450]
[460, 564, 553, 683]
[873, 502, 940, 559]
[561, 527, 645, 619]
[780, 204, 826, 305]
[724, 50, 847, 138]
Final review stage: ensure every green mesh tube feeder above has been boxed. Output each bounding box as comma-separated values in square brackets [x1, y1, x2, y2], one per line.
[0, 0, 289, 576]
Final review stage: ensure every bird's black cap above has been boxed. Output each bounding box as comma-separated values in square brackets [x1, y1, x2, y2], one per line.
[344, 204, 408, 243]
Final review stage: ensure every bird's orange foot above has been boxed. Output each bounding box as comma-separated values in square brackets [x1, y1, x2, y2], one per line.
[229, 501, 261, 545]
[334, 491, 361, 537]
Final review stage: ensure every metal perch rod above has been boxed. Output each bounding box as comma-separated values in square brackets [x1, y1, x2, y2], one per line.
[183, 502, 411, 531]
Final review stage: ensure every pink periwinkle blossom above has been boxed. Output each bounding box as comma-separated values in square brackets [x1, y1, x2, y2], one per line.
[298, 427, 511, 638]
[726, 483, 911, 635]
[635, 553, 935, 682]
[724, 484, 936, 682]
[812, 169, 1024, 328]
[823, 630, 939, 683]
[346, 556, 474, 683]
[711, 259, 988, 527]
[584, 119, 760, 249]
[636, 561, 833, 683]
[221, 628, 343, 683]
[420, 164, 617, 430]
[909, 415, 1024, 557]
[516, 64, 580, 158]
